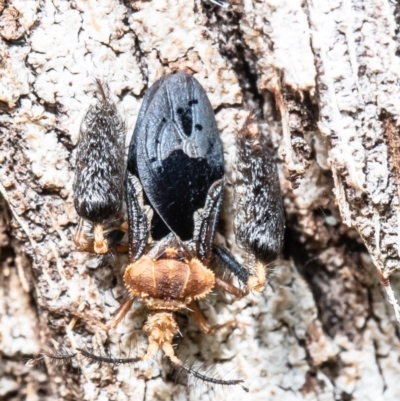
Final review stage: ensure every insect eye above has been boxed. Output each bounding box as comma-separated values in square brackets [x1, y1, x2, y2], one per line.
[195, 124, 203, 131]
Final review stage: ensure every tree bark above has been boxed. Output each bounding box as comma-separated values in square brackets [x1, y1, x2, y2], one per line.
[1, 0, 400, 400]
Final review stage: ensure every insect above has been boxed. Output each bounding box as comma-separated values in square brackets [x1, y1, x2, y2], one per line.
[73, 79, 125, 255]
[28, 73, 285, 391]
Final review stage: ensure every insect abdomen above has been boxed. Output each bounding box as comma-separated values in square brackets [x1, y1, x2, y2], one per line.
[234, 115, 285, 263]
[74, 82, 125, 223]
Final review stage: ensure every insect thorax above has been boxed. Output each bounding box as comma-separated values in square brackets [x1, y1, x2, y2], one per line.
[123, 251, 215, 311]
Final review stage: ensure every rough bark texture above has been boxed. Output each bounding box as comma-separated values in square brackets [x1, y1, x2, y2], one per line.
[1, 0, 400, 400]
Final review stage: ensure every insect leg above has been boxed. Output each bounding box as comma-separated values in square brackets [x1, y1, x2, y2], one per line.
[214, 246, 267, 292]
[214, 276, 248, 298]
[26, 300, 140, 367]
[189, 301, 237, 334]
[213, 244, 249, 285]
[193, 179, 224, 264]
[100, 297, 136, 331]
[43, 298, 137, 332]
[126, 172, 152, 263]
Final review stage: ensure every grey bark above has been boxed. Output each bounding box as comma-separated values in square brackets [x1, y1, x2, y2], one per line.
[1, 0, 400, 400]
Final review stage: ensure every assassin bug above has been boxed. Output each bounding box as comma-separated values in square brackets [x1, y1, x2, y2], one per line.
[73, 80, 125, 255]
[28, 74, 284, 391]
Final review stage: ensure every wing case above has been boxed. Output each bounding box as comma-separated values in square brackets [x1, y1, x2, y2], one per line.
[127, 73, 224, 241]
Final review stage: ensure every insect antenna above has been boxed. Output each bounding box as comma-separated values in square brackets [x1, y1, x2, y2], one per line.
[95, 78, 109, 104]
[76, 347, 141, 366]
[26, 347, 77, 368]
[169, 355, 249, 392]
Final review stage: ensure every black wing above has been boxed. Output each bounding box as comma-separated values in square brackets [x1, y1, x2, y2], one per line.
[127, 73, 224, 241]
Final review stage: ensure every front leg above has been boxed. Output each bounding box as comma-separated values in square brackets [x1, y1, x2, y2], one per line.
[213, 245, 249, 286]
[193, 179, 224, 264]
[214, 244, 266, 292]
[126, 172, 152, 263]
[214, 275, 248, 298]
[189, 301, 237, 335]
[44, 297, 136, 332]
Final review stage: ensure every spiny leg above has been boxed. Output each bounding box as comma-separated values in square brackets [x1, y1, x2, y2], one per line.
[75, 344, 249, 391]
[193, 179, 224, 264]
[126, 172, 151, 263]
[213, 245, 249, 285]
[189, 301, 237, 335]
[33, 309, 155, 369]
